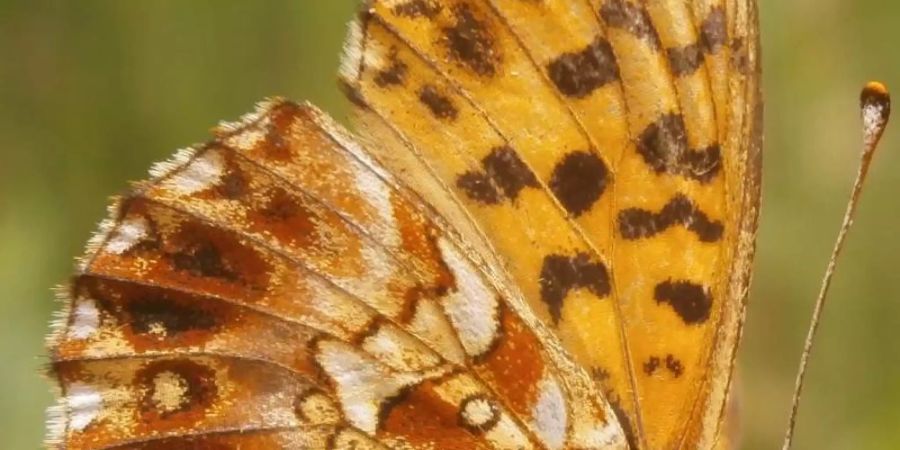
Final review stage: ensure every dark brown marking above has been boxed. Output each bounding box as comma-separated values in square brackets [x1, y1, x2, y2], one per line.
[549, 150, 609, 217]
[654, 280, 712, 325]
[339, 80, 370, 109]
[700, 6, 728, 53]
[609, 399, 638, 450]
[171, 239, 238, 281]
[443, 4, 498, 76]
[126, 296, 218, 336]
[135, 359, 218, 420]
[216, 168, 248, 200]
[539, 253, 611, 324]
[636, 113, 721, 182]
[457, 172, 502, 204]
[667, 43, 704, 77]
[458, 394, 501, 433]
[374, 48, 408, 87]
[392, 0, 442, 18]
[418, 84, 459, 120]
[457, 146, 538, 204]
[730, 38, 749, 74]
[665, 354, 684, 377]
[643, 356, 660, 375]
[617, 194, 723, 242]
[547, 37, 620, 98]
[600, 0, 660, 48]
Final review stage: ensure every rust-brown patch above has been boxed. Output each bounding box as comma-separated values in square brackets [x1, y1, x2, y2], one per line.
[474, 304, 544, 415]
[380, 378, 482, 446]
[247, 187, 321, 250]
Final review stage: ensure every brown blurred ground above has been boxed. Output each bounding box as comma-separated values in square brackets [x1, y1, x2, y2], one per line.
[1, 1, 899, 449]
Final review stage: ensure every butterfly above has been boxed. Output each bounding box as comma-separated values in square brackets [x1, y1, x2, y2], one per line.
[46, 1, 762, 448]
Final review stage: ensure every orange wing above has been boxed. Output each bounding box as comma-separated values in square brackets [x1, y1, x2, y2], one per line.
[339, 0, 762, 448]
[46, 100, 627, 449]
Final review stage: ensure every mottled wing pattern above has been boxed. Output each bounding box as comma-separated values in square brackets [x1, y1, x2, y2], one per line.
[339, 0, 761, 448]
[46, 101, 628, 449]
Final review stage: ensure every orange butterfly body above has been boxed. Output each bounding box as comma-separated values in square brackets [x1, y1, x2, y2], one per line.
[46, 1, 761, 449]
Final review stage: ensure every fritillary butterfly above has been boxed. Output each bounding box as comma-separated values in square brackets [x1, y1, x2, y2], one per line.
[47, 1, 777, 448]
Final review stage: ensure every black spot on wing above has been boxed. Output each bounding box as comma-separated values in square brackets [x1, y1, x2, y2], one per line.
[442, 4, 499, 76]
[171, 240, 238, 281]
[457, 146, 538, 204]
[391, 0, 442, 18]
[549, 151, 609, 217]
[547, 37, 620, 98]
[617, 194, 723, 242]
[700, 6, 728, 53]
[636, 113, 721, 183]
[654, 280, 712, 324]
[418, 84, 458, 120]
[667, 43, 704, 77]
[540, 253, 611, 324]
[374, 48, 408, 87]
[600, 0, 661, 48]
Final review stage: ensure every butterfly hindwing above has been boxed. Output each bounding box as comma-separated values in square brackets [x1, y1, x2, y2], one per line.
[47, 100, 627, 449]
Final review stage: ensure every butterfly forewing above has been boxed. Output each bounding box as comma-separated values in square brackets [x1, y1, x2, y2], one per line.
[47, 100, 627, 449]
[340, 0, 761, 448]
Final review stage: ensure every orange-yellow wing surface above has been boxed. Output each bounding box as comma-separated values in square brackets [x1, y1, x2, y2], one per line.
[340, 0, 762, 448]
[46, 101, 627, 449]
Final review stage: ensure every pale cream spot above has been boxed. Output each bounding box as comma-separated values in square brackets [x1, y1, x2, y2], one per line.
[296, 391, 342, 426]
[437, 238, 499, 357]
[66, 383, 102, 431]
[531, 375, 567, 450]
[162, 150, 225, 195]
[352, 165, 401, 248]
[105, 216, 150, 255]
[361, 323, 442, 372]
[68, 298, 100, 340]
[149, 370, 189, 414]
[408, 298, 467, 365]
[339, 19, 364, 82]
[316, 340, 422, 434]
[461, 396, 497, 429]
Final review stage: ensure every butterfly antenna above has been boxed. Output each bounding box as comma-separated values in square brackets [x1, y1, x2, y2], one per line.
[781, 81, 891, 450]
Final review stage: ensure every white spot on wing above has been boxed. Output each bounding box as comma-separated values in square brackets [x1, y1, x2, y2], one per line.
[361, 324, 442, 372]
[105, 216, 149, 255]
[316, 340, 420, 434]
[162, 150, 225, 195]
[68, 299, 100, 340]
[408, 298, 467, 365]
[66, 383, 102, 431]
[437, 238, 499, 357]
[352, 165, 401, 248]
[532, 375, 568, 450]
[461, 396, 497, 428]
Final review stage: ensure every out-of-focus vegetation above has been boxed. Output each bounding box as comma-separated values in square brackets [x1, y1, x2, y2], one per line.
[1, 2, 899, 449]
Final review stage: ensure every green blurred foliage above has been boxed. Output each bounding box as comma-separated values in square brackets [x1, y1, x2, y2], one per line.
[1, 1, 898, 449]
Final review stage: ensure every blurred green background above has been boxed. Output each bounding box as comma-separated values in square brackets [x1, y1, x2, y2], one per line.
[2, 1, 899, 449]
